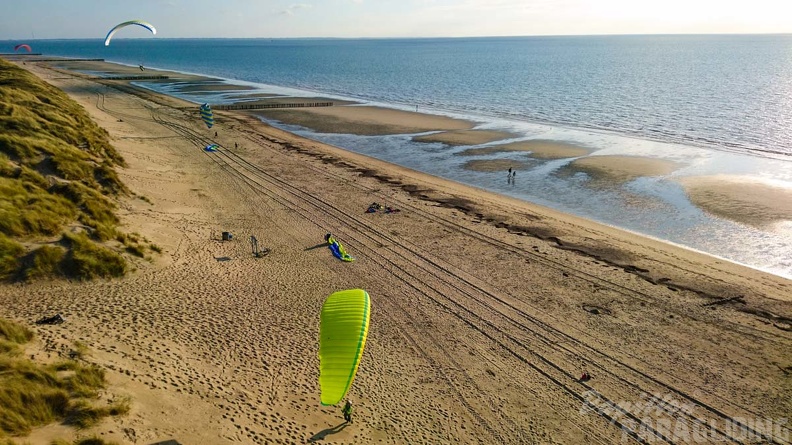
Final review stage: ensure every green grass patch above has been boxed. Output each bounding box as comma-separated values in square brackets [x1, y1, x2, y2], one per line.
[0, 319, 33, 344]
[23, 245, 66, 280]
[0, 319, 128, 438]
[61, 233, 125, 280]
[0, 234, 25, 280]
[0, 58, 154, 281]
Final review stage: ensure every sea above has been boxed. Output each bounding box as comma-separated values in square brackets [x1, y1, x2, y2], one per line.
[16, 36, 792, 278]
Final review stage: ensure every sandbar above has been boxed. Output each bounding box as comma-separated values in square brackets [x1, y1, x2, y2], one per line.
[462, 159, 533, 172]
[255, 105, 474, 135]
[565, 155, 680, 184]
[173, 83, 256, 93]
[679, 175, 792, 228]
[458, 139, 591, 159]
[413, 129, 516, 146]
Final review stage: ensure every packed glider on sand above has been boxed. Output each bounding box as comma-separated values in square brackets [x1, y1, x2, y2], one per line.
[14, 44, 32, 52]
[325, 234, 354, 262]
[319, 289, 371, 406]
[200, 103, 214, 128]
[104, 20, 156, 46]
[204, 144, 219, 152]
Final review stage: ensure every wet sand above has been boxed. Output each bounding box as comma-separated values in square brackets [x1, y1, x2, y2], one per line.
[413, 129, 516, 146]
[458, 140, 591, 159]
[679, 175, 792, 228]
[255, 105, 474, 135]
[2, 59, 790, 445]
[462, 159, 534, 172]
[565, 155, 680, 184]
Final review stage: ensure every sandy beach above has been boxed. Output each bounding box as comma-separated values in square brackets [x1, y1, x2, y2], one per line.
[1, 60, 791, 445]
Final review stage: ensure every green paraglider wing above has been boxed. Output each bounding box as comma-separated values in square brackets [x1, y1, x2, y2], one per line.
[319, 289, 371, 406]
[200, 103, 214, 128]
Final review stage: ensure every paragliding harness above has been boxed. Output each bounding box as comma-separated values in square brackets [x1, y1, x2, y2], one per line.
[342, 401, 353, 423]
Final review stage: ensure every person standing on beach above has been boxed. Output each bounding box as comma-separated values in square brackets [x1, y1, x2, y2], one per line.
[342, 400, 353, 423]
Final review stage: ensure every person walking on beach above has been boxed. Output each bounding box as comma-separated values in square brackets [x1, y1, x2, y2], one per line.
[342, 400, 353, 423]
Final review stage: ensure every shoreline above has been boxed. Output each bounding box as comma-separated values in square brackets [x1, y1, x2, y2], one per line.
[36, 57, 792, 278]
[1, 57, 790, 444]
[27, 56, 792, 279]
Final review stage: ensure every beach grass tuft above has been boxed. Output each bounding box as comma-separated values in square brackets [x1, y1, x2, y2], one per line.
[0, 319, 129, 438]
[61, 232, 126, 280]
[0, 58, 155, 281]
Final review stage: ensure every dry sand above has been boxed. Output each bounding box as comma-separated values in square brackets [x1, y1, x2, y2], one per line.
[679, 175, 792, 229]
[1, 60, 791, 445]
[458, 140, 591, 159]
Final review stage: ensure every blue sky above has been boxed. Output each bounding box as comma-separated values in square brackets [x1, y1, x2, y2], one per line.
[1, 0, 790, 40]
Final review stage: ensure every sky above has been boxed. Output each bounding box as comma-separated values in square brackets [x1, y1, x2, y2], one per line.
[1, 0, 791, 40]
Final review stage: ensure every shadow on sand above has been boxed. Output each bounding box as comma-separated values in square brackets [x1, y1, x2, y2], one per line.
[304, 242, 329, 252]
[309, 422, 348, 442]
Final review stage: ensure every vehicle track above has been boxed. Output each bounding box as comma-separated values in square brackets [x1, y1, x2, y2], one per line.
[145, 109, 785, 444]
[214, 116, 789, 441]
[90, 82, 788, 444]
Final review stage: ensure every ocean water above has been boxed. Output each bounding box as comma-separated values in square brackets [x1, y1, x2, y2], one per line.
[18, 36, 792, 277]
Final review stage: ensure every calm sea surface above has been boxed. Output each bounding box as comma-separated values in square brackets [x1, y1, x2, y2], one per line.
[23, 35, 792, 156]
[17, 36, 792, 277]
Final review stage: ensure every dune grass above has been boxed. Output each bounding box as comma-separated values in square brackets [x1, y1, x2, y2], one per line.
[0, 58, 154, 281]
[0, 319, 129, 439]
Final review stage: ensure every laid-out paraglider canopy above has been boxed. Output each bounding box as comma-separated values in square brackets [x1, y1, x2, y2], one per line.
[104, 20, 156, 46]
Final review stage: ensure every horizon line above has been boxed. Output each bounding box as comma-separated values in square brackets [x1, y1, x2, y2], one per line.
[2, 31, 792, 42]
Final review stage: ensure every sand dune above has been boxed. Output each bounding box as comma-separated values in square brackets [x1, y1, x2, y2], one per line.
[0, 60, 790, 445]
